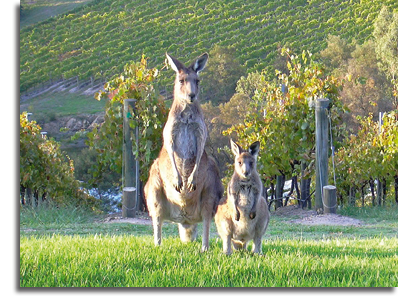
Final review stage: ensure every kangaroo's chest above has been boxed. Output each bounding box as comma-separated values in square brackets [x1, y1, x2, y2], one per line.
[237, 184, 254, 207]
[173, 108, 204, 159]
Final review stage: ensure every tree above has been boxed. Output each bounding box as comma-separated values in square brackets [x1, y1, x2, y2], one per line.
[373, 6, 398, 107]
[200, 45, 245, 105]
[334, 110, 398, 206]
[73, 146, 119, 196]
[235, 71, 267, 99]
[319, 36, 394, 133]
[89, 56, 167, 191]
[339, 41, 393, 132]
[20, 112, 91, 206]
[319, 35, 354, 73]
[225, 49, 345, 207]
[202, 93, 254, 177]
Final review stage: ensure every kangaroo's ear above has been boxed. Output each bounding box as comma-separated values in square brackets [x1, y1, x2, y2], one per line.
[166, 53, 185, 73]
[230, 139, 243, 157]
[248, 141, 260, 159]
[191, 53, 208, 73]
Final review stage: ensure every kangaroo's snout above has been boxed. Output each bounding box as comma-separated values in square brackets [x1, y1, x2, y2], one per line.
[237, 157, 254, 178]
[189, 93, 196, 102]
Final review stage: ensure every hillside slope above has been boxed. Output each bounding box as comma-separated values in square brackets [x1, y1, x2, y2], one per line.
[20, 0, 95, 28]
[20, 0, 398, 93]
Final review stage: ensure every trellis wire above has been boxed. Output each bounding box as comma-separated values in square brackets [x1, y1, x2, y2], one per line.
[267, 190, 315, 208]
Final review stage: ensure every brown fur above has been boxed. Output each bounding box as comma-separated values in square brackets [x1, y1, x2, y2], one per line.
[215, 140, 270, 255]
[144, 53, 223, 252]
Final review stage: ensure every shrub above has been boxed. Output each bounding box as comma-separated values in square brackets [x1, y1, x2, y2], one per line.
[20, 112, 96, 207]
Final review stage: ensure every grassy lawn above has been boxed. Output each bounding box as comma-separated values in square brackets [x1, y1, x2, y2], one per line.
[20, 235, 398, 287]
[20, 90, 105, 118]
[19, 204, 398, 287]
[20, 0, 95, 28]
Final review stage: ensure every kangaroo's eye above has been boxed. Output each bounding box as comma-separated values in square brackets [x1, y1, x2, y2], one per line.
[249, 162, 253, 167]
[179, 79, 184, 84]
[238, 161, 242, 166]
[196, 79, 200, 85]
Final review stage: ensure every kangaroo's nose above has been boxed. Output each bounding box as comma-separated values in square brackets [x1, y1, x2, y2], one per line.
[242, 165, 249, 177]
[189, 93, 195, 101]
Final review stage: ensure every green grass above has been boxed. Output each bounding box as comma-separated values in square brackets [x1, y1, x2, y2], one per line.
[20, 203, 96, 227]
[20, 89, 105, 118]
[339, 206, 398, 223]
[20, 235, 398, 287]
[20, 0, 95, 28]
[20, 204, 398, 287]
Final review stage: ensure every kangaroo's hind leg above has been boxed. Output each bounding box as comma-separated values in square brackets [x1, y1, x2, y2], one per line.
[251, 236, 262, 254]
[251, 199, 270, 254]
[200, 159, 224, 252]
[197, 193, 213, 252]
[201, 215, 211, 252]
[145, 159, 167, 246]
[222, 233, 232, 255]
[152, 216, 163, 246]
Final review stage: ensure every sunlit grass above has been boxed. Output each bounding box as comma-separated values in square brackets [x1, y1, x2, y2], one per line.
[20, 235, 398, 287]
[20, 89, 105, 118]
[19, 204, 398, 287]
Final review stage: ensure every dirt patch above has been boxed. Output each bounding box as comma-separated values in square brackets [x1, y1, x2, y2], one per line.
[273, 205, 363, 226]
[289, 214, 362, 226]
[101, 205, 363, 227]
[273, 205, 317, 218]
[102, 211, 152, 226]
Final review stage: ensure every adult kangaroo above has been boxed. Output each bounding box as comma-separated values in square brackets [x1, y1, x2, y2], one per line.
[144, 52, 223, 252]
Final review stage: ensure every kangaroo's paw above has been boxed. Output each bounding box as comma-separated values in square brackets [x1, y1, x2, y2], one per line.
[223, 249, 232, 256]
[201, 245, 209, 253]
[235, 209, 240, 221]
[187, 173, 197, 192]
[173, 174, 183, 192]
[187, 182, 196, 192]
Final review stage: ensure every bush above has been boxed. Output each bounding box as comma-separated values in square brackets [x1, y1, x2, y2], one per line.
[20, 112, 97, 207]
[334, 110, 398, 206]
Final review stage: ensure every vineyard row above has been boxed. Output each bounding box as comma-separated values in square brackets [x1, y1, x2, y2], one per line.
[20, 0, 398, 93]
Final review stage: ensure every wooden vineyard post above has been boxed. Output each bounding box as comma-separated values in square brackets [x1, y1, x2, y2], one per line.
[314, 98, 330, 211]
[323, 185, 337, 213]
[123, 187, 136, 217]
[122, 99, 137, 218]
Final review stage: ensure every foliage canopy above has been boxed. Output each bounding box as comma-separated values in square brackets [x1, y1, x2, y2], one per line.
[20, 112, 91, 204]
[225, 49, 345, 184]
[87, 56, 167, 187]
